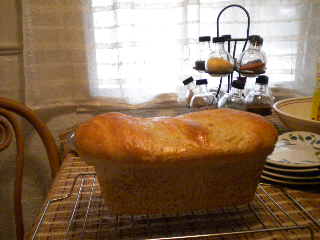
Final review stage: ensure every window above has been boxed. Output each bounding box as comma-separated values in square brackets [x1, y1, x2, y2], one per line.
[90, 0, 318, 104]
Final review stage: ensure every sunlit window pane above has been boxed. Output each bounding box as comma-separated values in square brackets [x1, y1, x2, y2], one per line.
[90, 0, 305, 103]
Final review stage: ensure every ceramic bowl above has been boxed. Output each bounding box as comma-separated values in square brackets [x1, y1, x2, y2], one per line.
[273, 97, 320, 134]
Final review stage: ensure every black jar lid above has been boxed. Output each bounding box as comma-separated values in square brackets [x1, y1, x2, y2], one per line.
[199, 36, 211, 42]
[249, 35, 263, 45]
[256, 75, 269, 84]
[221, 35, 232, 41]
[194, 60, 206, 71]
[183, 76, 194, 85]
[231, 80, 245, 89]
[212, 36, 226, 43]
[237, 76, 247, 83]
[196, 79, 208, 85]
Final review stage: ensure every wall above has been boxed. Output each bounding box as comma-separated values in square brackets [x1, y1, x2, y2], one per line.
[0, 1, 24, 239]
[0, 1, 80, 239]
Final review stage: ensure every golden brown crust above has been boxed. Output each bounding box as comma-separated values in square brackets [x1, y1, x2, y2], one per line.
[75, 109, 278, 165]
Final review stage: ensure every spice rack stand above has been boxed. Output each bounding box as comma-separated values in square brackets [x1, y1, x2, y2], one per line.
[202, 4, 265, 96]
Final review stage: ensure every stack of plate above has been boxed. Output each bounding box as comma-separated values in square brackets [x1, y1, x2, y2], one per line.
[262, 131, 320, 186]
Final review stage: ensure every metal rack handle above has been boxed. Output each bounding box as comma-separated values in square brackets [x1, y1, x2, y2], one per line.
[31, 171, 318, 240]
[215, 4, 251, 94]
[217, 4, 250, 38]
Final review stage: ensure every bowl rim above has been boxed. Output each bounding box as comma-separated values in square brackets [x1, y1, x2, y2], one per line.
[273, 96, 320, 124]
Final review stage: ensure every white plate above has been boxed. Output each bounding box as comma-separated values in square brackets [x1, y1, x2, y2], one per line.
[262, 170, 320, 181]
[267, 131, 320, 168]
[264, 164, 320, 174]
[261, 175, 320, 186]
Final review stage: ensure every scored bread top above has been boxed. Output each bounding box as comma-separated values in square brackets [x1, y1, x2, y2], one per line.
[75, 109, 278, 164]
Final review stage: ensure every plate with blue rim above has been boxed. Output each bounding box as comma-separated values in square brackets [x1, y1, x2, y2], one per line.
[266, 131, 320, 168]
[264, 163, 320, 177]
[262, 169, 320, 182]
[261, 175, 320, 186]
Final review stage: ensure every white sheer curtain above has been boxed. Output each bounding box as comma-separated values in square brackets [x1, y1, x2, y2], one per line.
[23, 0, 91, 108]
[89, 0, 320, 106]
[22, 0, 320, 109]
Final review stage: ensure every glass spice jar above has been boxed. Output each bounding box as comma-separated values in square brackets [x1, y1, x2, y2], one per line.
[237, 35, 266, 77]
[182, 76, 195, 107]
[190, 79, 217, 109]
[194, 36, 211, 72]
[206, 36, 234, 77]
[218, 78, 246, 110]
[245, 75, 273, 116]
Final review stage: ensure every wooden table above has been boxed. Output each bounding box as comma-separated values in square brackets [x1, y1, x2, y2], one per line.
[28, 114, 320, 240]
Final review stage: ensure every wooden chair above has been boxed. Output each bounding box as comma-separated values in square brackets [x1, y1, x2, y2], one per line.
[0, 97, 61, 240]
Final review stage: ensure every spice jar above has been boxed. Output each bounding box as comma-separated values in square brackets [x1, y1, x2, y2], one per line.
[245, 75, 273, 115]
[238, 35, 266, 77]
[209, 88, 224, 101]
[194, 36, 211, 72]
[190, 79, 217, 109]
[206, 36, 234, 77]
[218, 78, 246, 110]
[182, 76, 195, 107]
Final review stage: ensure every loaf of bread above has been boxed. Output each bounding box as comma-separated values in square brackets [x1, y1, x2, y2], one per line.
[75, 109, 277, 215]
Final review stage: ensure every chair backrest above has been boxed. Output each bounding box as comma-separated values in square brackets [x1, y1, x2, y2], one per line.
[0, 97, 61, 240]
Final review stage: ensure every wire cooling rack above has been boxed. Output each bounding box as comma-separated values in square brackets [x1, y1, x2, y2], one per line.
[30, 169, 320, 240]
